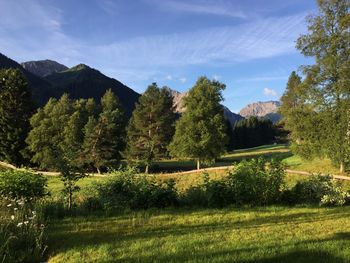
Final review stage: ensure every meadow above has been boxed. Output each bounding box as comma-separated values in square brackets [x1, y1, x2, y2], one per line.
[36, 145, 350, 262]
[2, 145, 350, 263]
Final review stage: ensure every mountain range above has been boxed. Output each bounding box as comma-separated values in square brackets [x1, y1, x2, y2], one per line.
[239, 101, 281, 123]
[0, 52, 281, 123]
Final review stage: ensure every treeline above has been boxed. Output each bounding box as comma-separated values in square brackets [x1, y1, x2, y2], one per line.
[0, 72, 230, 173]
[227, 117, 276, 150]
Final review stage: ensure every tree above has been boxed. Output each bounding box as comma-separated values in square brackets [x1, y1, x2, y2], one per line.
[82, 89, 126, 173]
[169, 77, 227, 169]
[126, 83, 176, 173]
[281, 0, 350, 172]
[231, 117, 276, 149]
[0, 69, 32, 165]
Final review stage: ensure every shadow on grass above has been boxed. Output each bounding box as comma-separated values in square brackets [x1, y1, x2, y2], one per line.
[47, 207, 350, 262]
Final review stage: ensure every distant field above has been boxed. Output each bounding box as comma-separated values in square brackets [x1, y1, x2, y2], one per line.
[41, 144, 349, 197]
[47, 206, 350, 263]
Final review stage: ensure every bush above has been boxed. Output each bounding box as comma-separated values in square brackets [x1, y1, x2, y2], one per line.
[227, 158, 285, 205]
[97, 168, 178, 211]
[0, 170, 48, 201]
[284, 175, 350, 206]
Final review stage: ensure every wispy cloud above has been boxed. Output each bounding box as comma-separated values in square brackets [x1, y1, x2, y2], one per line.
[92, 13, 306, 69]
[0, 0, 81, 65]
[149, 0, 246, 18]
[263, 87, 278, 97]
[236, 75, 288, 82]
[0, 0, 308, 91]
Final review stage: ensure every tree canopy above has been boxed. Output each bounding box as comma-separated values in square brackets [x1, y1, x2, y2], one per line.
[281, 0, 350, 172]
[126, 83, 176, 173]
[169, 76, 227, 169]
[0, 69, 32, 165]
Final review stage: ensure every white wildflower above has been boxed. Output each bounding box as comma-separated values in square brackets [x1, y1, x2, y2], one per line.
[24, 221, 29, 225]
[7, 204, 12, 207]
[17, 222, 23, 227]
[11, 215, 15, 220]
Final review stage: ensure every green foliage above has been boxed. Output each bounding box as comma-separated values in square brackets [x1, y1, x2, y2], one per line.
[126, 84, 176, 173]
[182, 158, 285, 207]
[83, 89, 126, 173]
[283, 175, 350, 206]
[227, 158, 285, 205]
[230, 116, 276, 150]
[0, 170, 48, 201]
[169, 77, 227, 169]
[97, 168, 178, 211]
[282, 0, 350, 172]
[0, 200, 47, 263]
[0, 69, 32, 165]
[26, 89, 125, 174]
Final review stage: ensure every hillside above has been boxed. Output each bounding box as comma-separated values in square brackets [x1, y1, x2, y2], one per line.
[21, 59, 68, 77]
[0, 53, 55, 106]
[239, 101, 281, 122]
[44, 64, 140, 116]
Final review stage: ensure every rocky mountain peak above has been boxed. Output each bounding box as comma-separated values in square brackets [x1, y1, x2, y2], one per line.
[21, 59, 68, 78]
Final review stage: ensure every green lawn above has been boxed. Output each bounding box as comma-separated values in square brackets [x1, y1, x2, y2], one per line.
[47, 206, 350, 263]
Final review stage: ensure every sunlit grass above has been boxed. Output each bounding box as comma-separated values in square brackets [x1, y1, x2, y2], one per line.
[47, 206, 350, 263]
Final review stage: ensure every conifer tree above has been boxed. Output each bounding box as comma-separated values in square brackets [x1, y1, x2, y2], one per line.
[169, 77, 227, 169]
[126, 83, 176, 173]
[0, 69, 32, 165]
[82, 89, 125, 173]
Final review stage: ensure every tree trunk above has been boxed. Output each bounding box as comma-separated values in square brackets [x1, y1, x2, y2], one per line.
[68, 190, 72, 210]
[197, 159, 200, 170]
[145, 164, 149, 174]
[96, 167, 101, 174]
[340, 162, 345, 173]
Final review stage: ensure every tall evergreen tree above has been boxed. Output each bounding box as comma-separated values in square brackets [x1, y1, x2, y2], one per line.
[282, 0, 350, 172]
[82, 89, 126, 173]
[26, 94, 74, 169]
[169, 77, 227, 170]
[0, 69, 32, 165]
[126, 83, 176, 173]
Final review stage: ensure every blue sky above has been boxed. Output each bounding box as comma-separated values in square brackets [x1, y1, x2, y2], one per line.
[0, 0, 316, 112]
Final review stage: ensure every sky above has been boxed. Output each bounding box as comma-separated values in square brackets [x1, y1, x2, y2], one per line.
[0, 0, 317, 113]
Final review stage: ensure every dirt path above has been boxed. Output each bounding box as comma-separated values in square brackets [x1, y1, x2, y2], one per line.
[1, 161, 350, 181]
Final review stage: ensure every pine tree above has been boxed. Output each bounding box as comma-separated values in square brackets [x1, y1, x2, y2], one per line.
[0, 69, 32, 165]
[26, 94, 74, 169]
[282, 0, 350, 172]
[82, 89, 126, 173]
[169, 77, 227, 170]
[126, 83, 176, 173]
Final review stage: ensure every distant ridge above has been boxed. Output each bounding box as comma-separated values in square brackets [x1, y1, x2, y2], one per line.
[21, 59, 68, 77]
[239, 101, 281, 123]
[0, 53, 55, 106]
[43, 63, 140, 116]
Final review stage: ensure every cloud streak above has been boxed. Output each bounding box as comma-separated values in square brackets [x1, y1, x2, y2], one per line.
[92, 13, 306, 69]
[150, 0, 246, 18]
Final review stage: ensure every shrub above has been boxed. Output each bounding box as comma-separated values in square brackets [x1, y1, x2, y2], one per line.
[284, 175, 350, 206]
[227, 158, 285, 205]
[0, 170, 48, 201]
[97, 168, 178, 211]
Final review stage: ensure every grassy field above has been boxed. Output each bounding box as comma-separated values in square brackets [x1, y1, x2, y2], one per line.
[43, 144, 350, 196]
[47, 206, 350, 263]
[2, 144, 350, 262]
